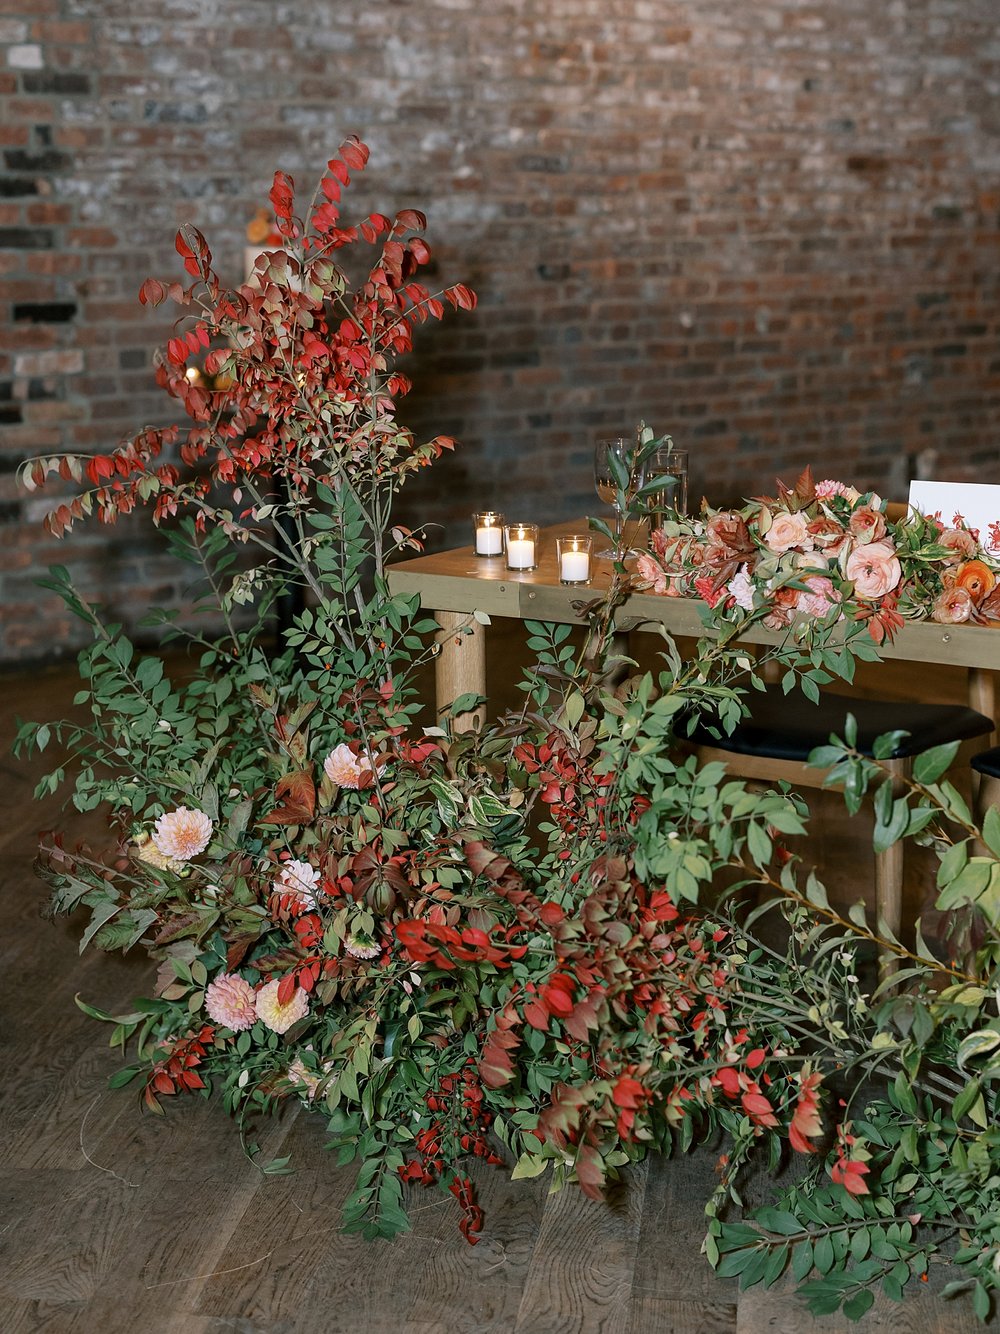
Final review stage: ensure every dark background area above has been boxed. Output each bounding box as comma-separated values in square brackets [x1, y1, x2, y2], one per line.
[1, 0, 998, 662]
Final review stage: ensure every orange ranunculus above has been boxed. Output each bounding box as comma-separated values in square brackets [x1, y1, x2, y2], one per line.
[954, 559, 996, 605]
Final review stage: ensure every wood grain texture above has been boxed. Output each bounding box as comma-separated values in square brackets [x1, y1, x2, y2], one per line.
[512, 1162, 648, 1334]
[628, 1296, 737, 1334]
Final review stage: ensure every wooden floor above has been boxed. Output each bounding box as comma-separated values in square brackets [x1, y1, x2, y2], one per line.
[0, 651, 994, 1333]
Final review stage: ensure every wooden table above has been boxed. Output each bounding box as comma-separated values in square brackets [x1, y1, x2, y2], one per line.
[388, 519, 999, 732]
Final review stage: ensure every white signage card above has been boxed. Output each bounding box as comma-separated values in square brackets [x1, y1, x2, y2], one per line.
[907, 481, 1000, 556]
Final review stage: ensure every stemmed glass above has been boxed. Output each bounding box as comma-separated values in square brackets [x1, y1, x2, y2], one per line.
[594, 436, 644, 559]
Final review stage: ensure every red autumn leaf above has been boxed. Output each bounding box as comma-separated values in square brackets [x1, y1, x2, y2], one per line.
[394, 208, 426, 234]
[338, 135, 369, 171]
[523, 999, 550, 1031]
[575, 1142, 606, 1201]
[613, 1075, 646, 1110]
[277, 972, 297, 1006]
[832, 1158, 871, 1196]
[85, 455, 115, 484]
[479, 1024, 520, 1089]
[138, 278, 166, 307]
[258, 770, 316, 825]
[153, 1071, 175, 1096]
[269, 170, 295, 218]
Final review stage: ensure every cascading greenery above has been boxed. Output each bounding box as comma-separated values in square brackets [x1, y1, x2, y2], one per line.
[13, 137, 1000, 1321]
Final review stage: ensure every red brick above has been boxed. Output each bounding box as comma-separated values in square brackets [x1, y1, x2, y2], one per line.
[66, 227, 119, 248]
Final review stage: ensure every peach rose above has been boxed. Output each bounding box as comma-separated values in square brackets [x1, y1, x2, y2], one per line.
[807, 517, 849, 553]
[848, 506, 887, 544]
[939, 527, 977, 563]
[636, 551, 668, 594]
[706, 511, 751, 554]
[764, 510, 812, 554]
[762, 586, 799, 630]
[844, 540, 901, 599]
[932, 585, 973, 624]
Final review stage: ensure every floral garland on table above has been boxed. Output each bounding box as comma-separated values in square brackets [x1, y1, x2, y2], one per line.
[635, 469, 1000, 643]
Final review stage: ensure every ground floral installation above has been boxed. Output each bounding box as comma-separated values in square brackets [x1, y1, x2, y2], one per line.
[14, 139, 1000, 1323]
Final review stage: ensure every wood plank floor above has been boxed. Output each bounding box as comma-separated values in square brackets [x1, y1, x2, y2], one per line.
[0, 651, 994, 1333]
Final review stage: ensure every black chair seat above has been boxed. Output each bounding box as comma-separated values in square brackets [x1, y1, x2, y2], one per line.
[972, 746, 1000, 780]
[689, 685, 992, 763]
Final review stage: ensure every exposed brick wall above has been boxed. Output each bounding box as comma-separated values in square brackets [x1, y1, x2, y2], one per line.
[1, 0, 998, 663]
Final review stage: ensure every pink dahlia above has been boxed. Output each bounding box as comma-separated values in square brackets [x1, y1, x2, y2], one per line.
[204, 973, 257, 1031]
[152, 807, 213, 862]
[255, 978, 309, 1034]
[274, 859, 321, 908]
[323, 742, 376, 789]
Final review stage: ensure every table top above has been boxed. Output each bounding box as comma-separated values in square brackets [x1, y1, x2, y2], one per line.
[387, 520, 1000, 672]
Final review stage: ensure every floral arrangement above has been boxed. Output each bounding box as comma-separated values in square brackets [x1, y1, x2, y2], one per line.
[15, 139, 1000, 1324]
[636, 470, 1000, 646]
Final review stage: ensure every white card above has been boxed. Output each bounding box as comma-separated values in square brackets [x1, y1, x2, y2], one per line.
[907, 480, 1000, 556]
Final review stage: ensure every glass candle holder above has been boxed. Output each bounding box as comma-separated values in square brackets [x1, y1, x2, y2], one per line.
[557, 534, 592, 585]
[472, 511, 505, 556]
[504, 523, 538, 570]
[646, 448, 689, 528]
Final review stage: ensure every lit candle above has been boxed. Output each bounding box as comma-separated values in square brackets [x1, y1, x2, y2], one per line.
[476, 524, 503, 556]
[557, 534, 592, 584]
[473, 511, 504, 557]
[507, 536, 535, 569]
[560, 549, 590, 582]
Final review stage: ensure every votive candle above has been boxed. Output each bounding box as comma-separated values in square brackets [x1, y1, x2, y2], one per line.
[505, 523, 538, 570]
[557, 534, 592, 585]
[473, 511, 504, 556]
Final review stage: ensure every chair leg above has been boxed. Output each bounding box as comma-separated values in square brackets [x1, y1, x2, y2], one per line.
[874, 758, 907, 988]
[974, 773, 1000, 834]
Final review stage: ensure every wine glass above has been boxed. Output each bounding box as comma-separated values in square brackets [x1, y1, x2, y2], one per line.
[594, 436, 643, 559]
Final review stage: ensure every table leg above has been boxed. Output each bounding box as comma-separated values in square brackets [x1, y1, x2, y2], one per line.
[435, 610, 486, 733]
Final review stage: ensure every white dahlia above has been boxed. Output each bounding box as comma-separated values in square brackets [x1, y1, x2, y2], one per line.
[255, 979, 309, 1035]
[273, 859, 321, 909]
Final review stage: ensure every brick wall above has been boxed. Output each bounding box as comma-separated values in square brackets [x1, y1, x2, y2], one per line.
[1, 0, 998, 662]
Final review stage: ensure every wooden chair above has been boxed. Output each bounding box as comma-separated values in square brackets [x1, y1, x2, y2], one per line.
[972, 746, 1000, 822]
[689, 686, 992, 969]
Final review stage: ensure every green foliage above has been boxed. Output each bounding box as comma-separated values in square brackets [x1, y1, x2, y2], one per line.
[16, 145, 1000, 1321]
